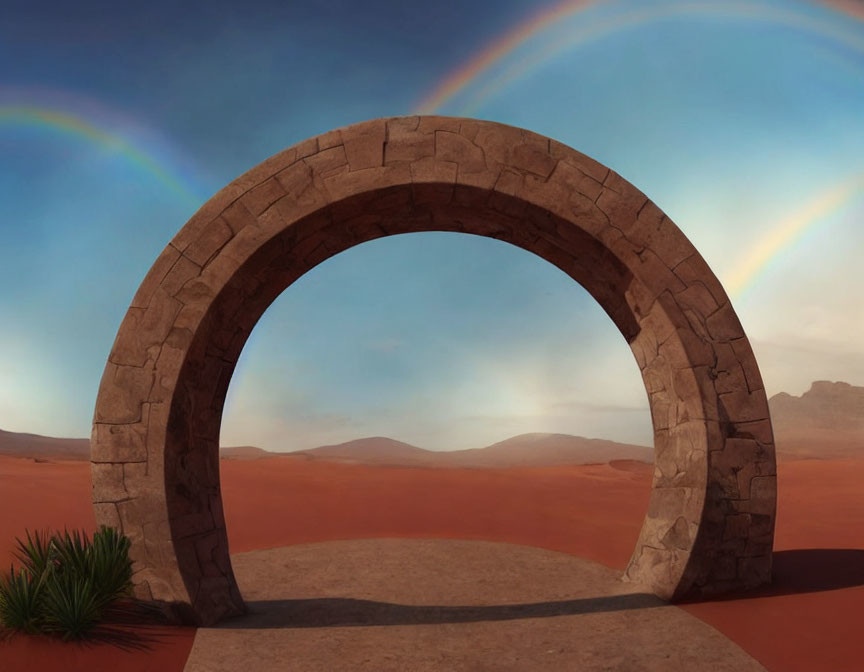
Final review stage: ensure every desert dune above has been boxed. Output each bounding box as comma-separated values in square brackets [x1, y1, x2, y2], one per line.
[2, 380, 863, 672]
[1, 451, 863, 670]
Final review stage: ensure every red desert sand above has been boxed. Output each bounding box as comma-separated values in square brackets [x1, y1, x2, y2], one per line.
[1, 453, 862, 671]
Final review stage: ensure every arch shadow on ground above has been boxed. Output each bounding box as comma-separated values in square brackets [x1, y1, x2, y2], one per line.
[217, 592, 664, 630]
[216, 548, 864, 630]
[680, 548, 864, 603]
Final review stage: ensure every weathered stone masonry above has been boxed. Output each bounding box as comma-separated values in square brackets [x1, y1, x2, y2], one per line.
[91, 116, 777, 625]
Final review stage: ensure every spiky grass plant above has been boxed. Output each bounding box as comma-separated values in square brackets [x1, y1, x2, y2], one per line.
[40, 572, 102, 640]
[12, 529, 54, 578]
[0, 565, 47, 635]
[86, 526, 133, 611]
[0, 526, 136, 641]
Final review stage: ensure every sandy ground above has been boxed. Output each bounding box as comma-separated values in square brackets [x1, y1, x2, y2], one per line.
[0, 454, 862, 670]
[186, 539, 765, 671]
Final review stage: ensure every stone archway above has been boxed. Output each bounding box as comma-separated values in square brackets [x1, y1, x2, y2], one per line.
[91, 116, 776, 626]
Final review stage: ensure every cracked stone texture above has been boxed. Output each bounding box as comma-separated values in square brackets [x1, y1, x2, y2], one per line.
[91, 116, 777, 626]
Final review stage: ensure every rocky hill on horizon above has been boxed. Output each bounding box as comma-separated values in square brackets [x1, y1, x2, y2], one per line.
[767, 380, 864, 459]
[769, 380, 864, 432]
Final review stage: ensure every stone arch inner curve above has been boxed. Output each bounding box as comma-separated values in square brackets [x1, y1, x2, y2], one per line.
[91, 116, 777, 625]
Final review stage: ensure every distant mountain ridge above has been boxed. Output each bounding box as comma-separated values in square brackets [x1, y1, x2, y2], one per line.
[3, 380, 862, 464]
[0, 428, 651, 467]
[296, 433, 653, 467]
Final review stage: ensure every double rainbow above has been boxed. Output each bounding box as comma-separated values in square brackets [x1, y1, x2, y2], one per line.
[414, 0, 864, 299]
[415, 0, 864, 114]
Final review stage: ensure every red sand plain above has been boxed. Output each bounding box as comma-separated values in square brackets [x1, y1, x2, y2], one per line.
[0, 454, 862, 671]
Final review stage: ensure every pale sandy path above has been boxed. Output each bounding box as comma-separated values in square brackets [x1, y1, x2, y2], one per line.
[185, 539, 765, 671]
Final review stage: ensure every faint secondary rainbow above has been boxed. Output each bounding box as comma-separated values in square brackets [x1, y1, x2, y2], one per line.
[415, 0, 864, 115]
[725, 173, 864, 299]
[0, 104, 204, 207]
[414, 0, 610, 114]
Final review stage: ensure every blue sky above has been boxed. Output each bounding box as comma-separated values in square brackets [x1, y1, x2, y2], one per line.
[1, 0, 862, 450]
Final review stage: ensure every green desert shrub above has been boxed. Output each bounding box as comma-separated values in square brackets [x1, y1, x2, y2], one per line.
[0, 526, 135, 641]
[0, 566, 47, 634]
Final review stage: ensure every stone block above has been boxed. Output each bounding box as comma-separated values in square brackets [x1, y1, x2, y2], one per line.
[676, 281, 721, 319]
[712, 555, 738, 581]
[243, 178, 287, 216]
[274, 160, 326, 206]
[316, 129, 341, 150]
[418, 115, 461, 134]
[194, 531, 221, 574]
[737, 555, 772, 586]
[723, 513, 751, 540]
[409, 155, 457, 184]
[719, 389, 770, 424]
[322, 163, 412, 204]
[93, 502, 122, 530]
[509, 141, 556, 178]
[735, 419, 774, 446]
[730, 337, 765, 393]
[172, 511, 216, 540]
[548, 140, 609, 182]
[705, 302, 745, 342]
[473, 122, 528, 167]
[94, 364, 154, 425]
[646, 486, 704, 523]
[193, 575, 245, 626]
[626, 545, 677, 599]
[595, 187, 645, 233]
[221, 199, 257, 234]
[661, 516, 693, 550]
[184, 217, 234, 268]
[305, 146, 349, 181]
[91, 463, 127, 502]
[130, 246, 181, 309]
[342, 119, 386, 171]
[748, 476, 778, 514]
[91, 420, 148, 463]
[160, 255, 201, 297]
[435, 130, 486, 173]
[385, 131, 435, 163]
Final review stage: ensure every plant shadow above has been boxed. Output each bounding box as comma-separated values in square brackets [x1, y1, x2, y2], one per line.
[0, 599, 182, 652]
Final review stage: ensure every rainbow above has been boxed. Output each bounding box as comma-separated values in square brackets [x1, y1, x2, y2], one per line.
[0, 103, 204, 207]
[413, 1, 864, 301]
[415, 0, 864, 115]
[414, 0, 609, 114]
[724, 173, 864, 299]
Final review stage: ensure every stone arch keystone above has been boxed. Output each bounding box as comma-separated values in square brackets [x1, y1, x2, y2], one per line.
[91, 116, 777, 625]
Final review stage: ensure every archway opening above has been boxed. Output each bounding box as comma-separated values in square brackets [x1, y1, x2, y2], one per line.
[216, 230, 656, 577]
